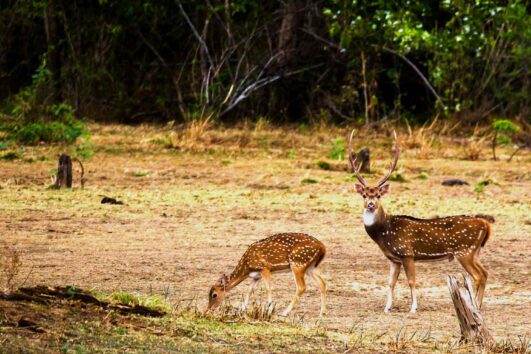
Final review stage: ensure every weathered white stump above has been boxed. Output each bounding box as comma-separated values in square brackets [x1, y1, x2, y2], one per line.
[447, 274, 493, 345]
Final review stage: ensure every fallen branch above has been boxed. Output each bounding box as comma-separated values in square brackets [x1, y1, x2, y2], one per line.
[72, 157, 85, 189]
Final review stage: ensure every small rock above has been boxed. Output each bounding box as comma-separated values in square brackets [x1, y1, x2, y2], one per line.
[442, 179, 469, 186]
[101, 197, 124, 205]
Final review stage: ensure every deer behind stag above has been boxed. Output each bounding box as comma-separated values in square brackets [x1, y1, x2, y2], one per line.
[348, 130, 493, 313]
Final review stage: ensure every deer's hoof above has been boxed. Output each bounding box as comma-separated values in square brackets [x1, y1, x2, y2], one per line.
[384, 307, 391, 313]
[280, 310, 291, 317]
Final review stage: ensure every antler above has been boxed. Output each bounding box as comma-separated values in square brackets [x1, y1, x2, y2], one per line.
[348, 129, 368, 188]
[376, 130, 399, 188]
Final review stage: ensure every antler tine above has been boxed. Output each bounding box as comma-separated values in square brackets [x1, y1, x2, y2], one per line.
[377, 130, 399, 187]
[348, 129, 368, 188]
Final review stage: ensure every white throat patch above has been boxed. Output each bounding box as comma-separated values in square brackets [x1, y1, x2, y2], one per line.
[364, 209, 377, 226]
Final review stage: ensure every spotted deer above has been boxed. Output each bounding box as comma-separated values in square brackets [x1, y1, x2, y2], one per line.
[348, 130, 493, 313]
[207, 233, 327, 316]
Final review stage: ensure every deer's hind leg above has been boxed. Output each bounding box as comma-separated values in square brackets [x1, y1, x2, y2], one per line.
[457, 255, 485, 307]
[282, 267, 306, 316]
[473, 256, 488, 307]
[307, 265, 327, 316]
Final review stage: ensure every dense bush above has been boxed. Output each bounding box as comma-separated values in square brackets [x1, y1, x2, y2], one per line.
[0, 60, 87, 145]
[0, 1, 528, 124]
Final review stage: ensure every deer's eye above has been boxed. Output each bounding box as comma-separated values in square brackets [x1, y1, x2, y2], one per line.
[212, 293, 217, 299]
[362, 194, 367, 198]
[376, 195, 381, 199]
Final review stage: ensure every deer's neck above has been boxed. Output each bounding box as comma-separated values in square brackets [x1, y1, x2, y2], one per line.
[364, 206, 391, 240]
[226, 264, 251, 291]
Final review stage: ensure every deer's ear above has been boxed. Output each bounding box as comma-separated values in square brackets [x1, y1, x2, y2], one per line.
[379, 184, 390, 195]
[354, 184, 365, 195]
[220, 274, 229, 287]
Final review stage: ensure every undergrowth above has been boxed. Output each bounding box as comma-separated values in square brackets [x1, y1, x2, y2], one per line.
[0, 60, 88, 145]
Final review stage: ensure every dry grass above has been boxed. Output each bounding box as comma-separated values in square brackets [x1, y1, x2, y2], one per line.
[0, 243, 22, 292]
[0, 122, 529, 352]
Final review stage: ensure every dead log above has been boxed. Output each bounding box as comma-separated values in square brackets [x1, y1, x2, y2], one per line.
[350, 148, 370, 173]
[53, 154, 72, 189]
[447, 274, 493, 345]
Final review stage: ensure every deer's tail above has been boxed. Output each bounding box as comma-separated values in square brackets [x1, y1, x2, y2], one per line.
[476, 217, 493, 248]
[314, 243, 327, 268]
[475, 214, 495, 223]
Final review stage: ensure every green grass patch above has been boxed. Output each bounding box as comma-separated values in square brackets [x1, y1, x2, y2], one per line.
[132, 170, 151, 177]
[389, 171, 407, 183]
[315, 160, 331, 170]
[327, 138, 345, 160]
[1, 151, 22, 160]
[415, 172, 429, 180]
[301, 177, 318, 184]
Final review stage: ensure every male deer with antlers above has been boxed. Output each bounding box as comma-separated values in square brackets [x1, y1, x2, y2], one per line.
[348, 130, 493, 313]
[207, 233, 327, 316]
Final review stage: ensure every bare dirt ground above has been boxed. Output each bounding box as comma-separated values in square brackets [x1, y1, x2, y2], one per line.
[1, 123, 530, 351]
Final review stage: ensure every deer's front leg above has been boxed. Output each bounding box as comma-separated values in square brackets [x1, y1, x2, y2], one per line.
[402, 257, 417, 313]
[384, 261, 401, 313]
[242, 277, 261, 311]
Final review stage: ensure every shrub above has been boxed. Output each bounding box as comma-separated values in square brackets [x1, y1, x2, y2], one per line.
[8, 103, 86, 145]
[0, 243, 22, 292]
[492, 119, 520, 161]
[328, 138, 345, 160]
[0, 60, 87, 145]
[1, 151, 22, 160]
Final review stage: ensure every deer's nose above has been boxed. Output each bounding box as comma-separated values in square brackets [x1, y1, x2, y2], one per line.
[367, 202, 375, 209]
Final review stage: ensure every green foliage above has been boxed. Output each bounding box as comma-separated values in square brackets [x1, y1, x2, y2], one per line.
[1, 151, 22, 160]
[492, 119, 520, 145]
[415, 172, 429, 180]
[286, 149, 296, 159]
[315, 160, 331, 170]
[73, 138, 95, 160]
[0, 141, 14, 151]
[1, 1, 528, 124]
[0, 60, 88, 145]
[474, 176, 498, 194]
[389, 171, 407, 183]
[108, 291, 168, 313]
[328, 138, 345, 160]
[325, 1, 530, 118]
[132, 170, 151, 177]
[300, 177, 318, 184]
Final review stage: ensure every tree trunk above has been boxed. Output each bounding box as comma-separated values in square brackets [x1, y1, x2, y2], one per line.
[447, 274, 493, 345]
[277, 0, 303, 68]
[351, 148, 370, 173]
[54, 154, 72, 189]
[44, 0, 62, 102]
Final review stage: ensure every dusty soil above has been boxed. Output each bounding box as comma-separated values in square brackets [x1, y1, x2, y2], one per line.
[1, 124, 530, 348]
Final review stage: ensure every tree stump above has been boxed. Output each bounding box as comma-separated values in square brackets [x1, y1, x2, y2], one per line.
[447, 274, 493, 345]
[350, 148, 370, 173]
[53, 154, 73, 189]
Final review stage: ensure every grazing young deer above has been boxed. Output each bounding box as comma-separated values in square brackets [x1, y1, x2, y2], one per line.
[348, 130, 493, 313]
[207, 233, 327, 316]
